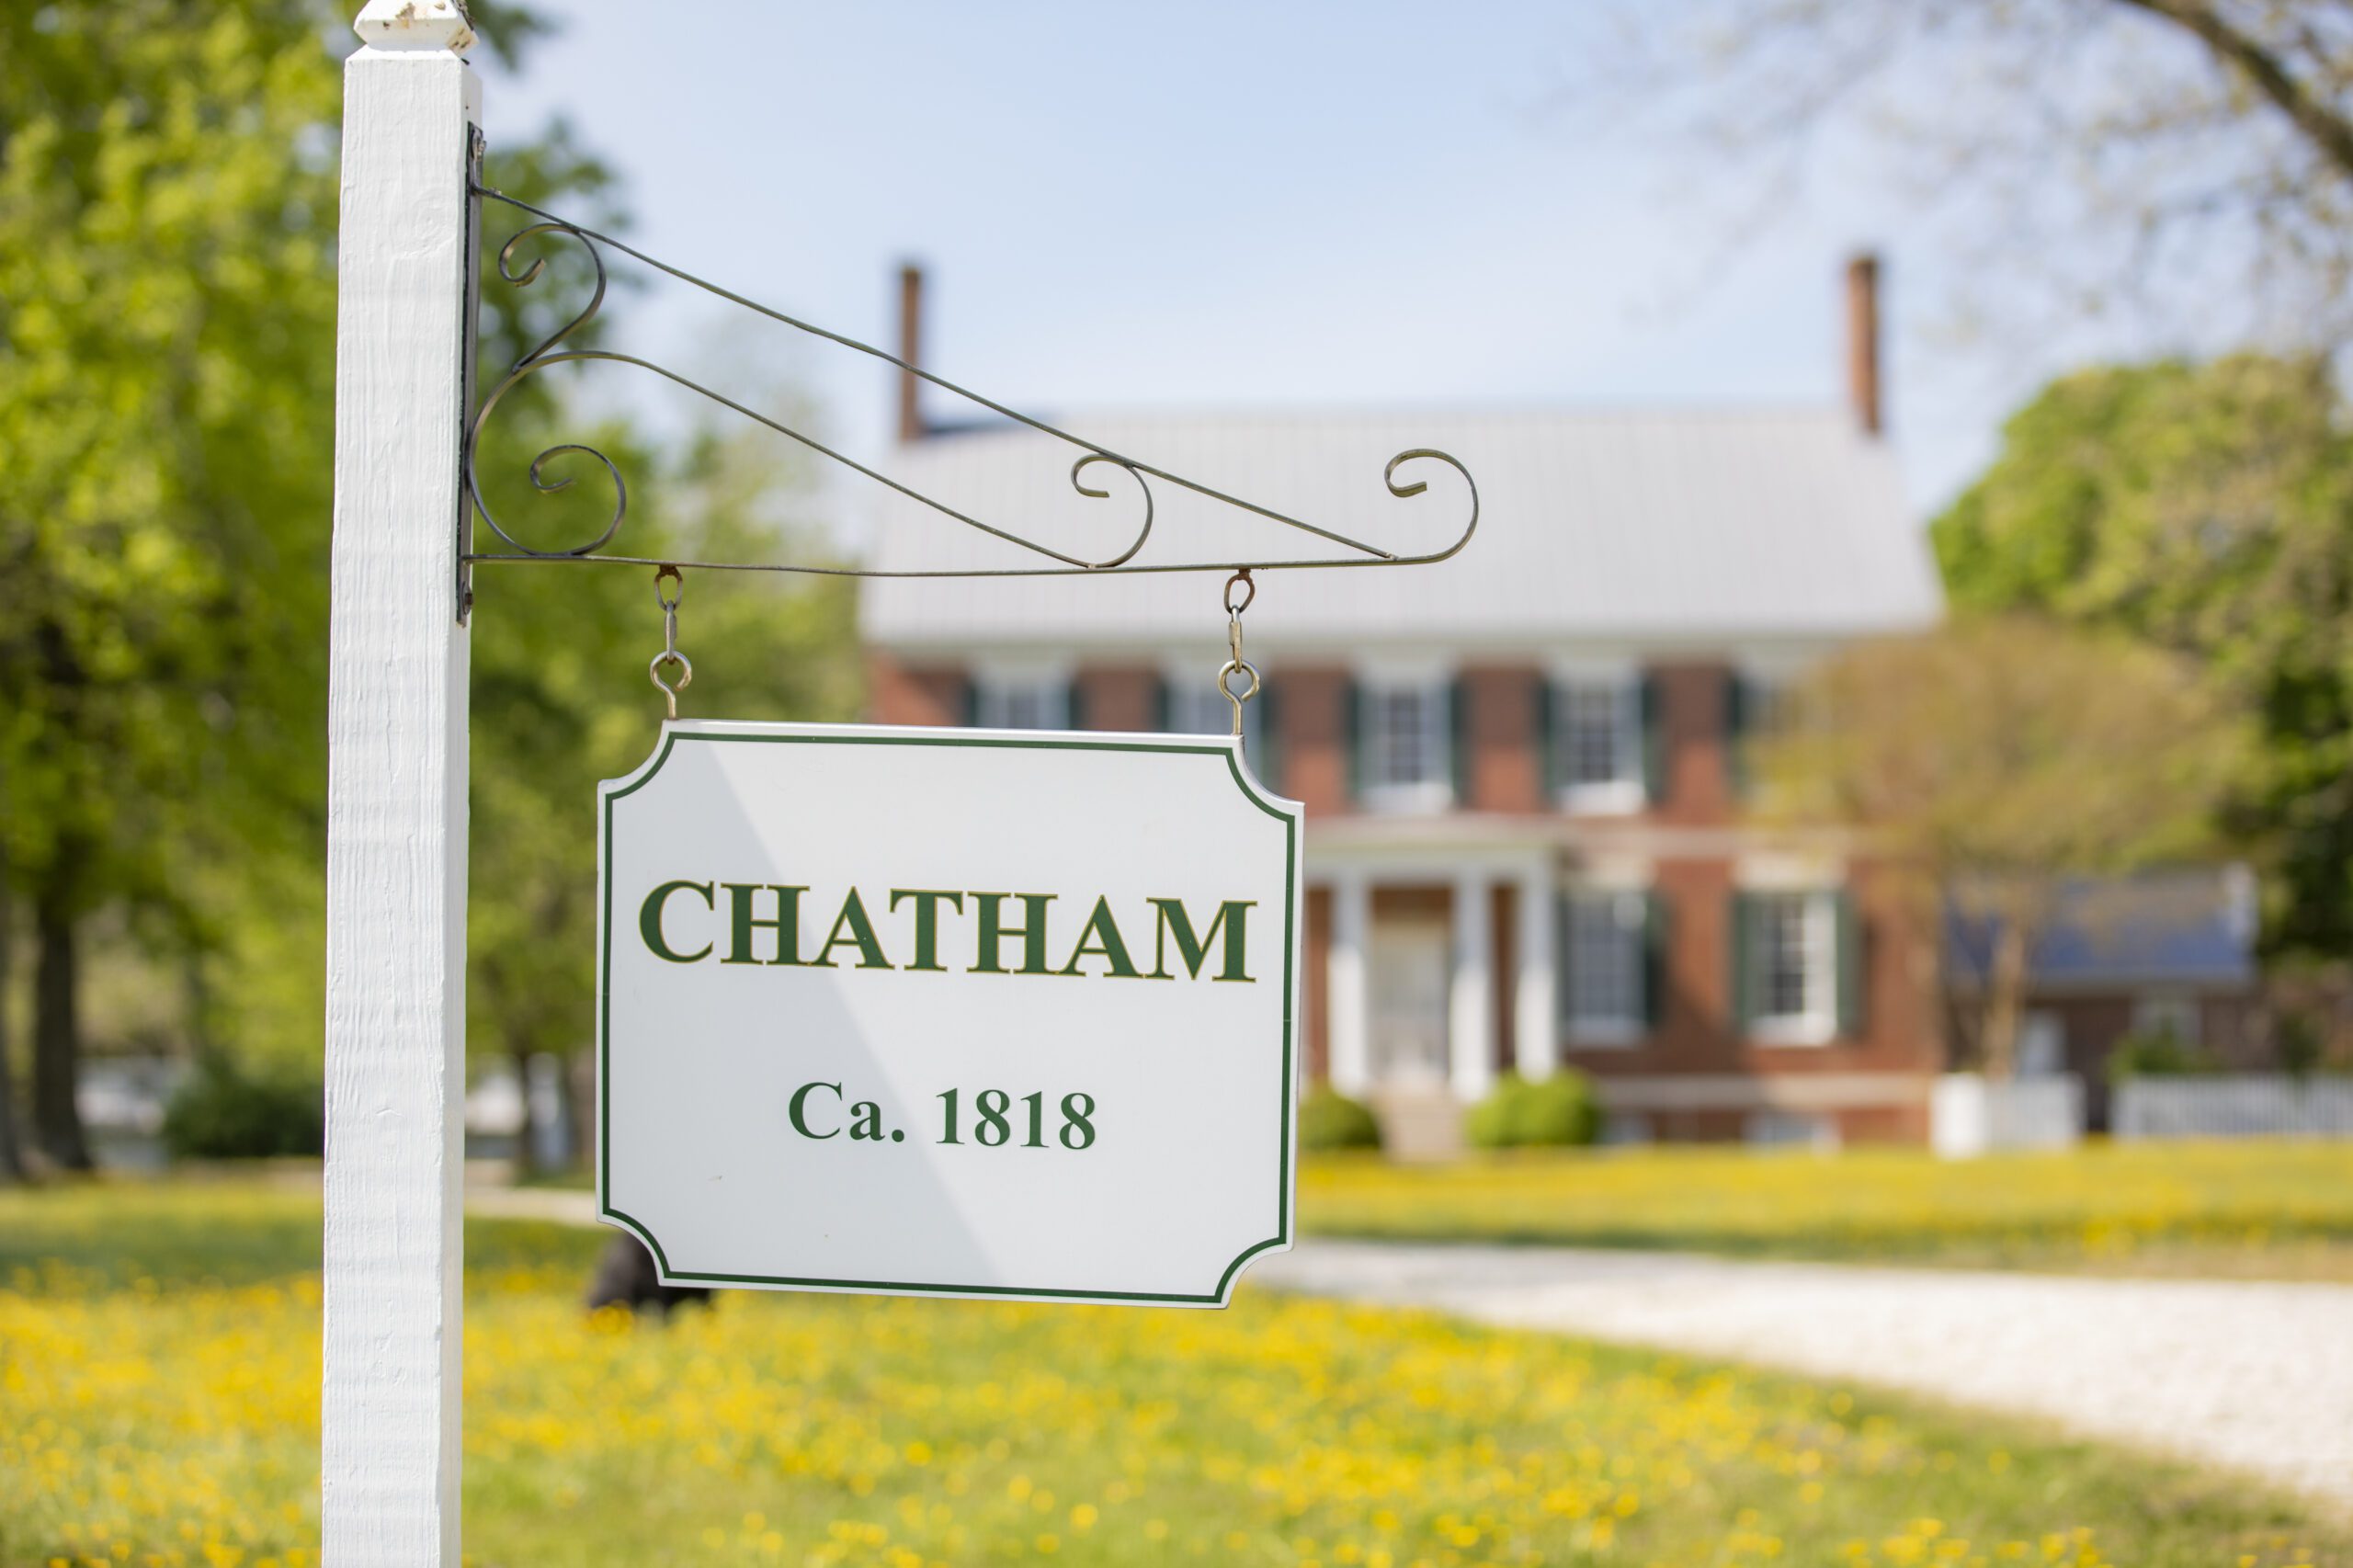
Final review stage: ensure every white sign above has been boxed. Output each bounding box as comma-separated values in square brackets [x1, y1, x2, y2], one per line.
[597, 721, 1303, 1307]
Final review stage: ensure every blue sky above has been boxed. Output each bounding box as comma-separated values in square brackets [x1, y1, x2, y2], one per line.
[475, 2, 2138, 522]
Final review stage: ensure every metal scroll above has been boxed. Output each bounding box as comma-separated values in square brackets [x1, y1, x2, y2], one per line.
[461, 187, 1478, 583]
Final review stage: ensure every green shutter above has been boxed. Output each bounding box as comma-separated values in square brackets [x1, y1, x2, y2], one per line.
[1151, 674, 1171, 733]
[1065, 678, 1087, 733]
[1728, 891, 1753, 1037]
[1254, 682, 1281, 791]
[1640, 671, 1665, 807]
[1554, 890, 1575, 1029]
[1834, 889, 1864, 1040]
[1537, 678, 1560, 802]
[1643, 890, 1672, 1032]
[1449, 676, 1471, 805]
[1724, 671, 1748, 798]
[960, 676, 979, 728]
[1344, 680, 1365, 802]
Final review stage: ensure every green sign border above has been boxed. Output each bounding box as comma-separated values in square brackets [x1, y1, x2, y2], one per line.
[597, 723, 1300, 1307]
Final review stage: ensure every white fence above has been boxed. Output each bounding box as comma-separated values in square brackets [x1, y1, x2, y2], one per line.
[1931, 1074, 2084, 1158]
[2113, 1075, 2353, 1140]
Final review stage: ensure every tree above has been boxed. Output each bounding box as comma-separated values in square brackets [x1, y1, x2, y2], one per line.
[1593, 1, 2353, 346]
[0, 0, 622, 1167]
[1753, 617, 2246, 1076]
[0, 844, 21, 1183]
[0, 0, 349, 1166]
[1932, 354, 2353, 962]
[461, 401, 859, 1171]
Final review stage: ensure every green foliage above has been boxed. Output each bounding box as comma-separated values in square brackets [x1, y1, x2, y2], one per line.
[1755, 616, 2249, 1074]
[0, 1180, 594, 1290]
[0, 0, 858, 1128]
[1298, 1086, 1381, 1152]
[160, 1058, 323, 1161]
[1464, 1071, 1601, 1150]
[1759, 618, 2246, 879]
[17, 1183, 2348, 1568]
[0, 0, 347, 937]
[398, 75, 858, 1103]
[462, 410, 859, 1080]
[2276, 1011, 2326, 1077]
[1932, 356, 2353, 962]
[1302, 1142, 2353, 1277]
[2105, 1031, 2216, 1084]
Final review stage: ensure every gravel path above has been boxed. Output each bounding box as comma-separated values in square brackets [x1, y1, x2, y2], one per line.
[1252, 1241, 2353, 1511]
[471, 1190, 2352, 1510]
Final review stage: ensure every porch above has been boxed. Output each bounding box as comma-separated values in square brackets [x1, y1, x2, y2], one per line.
[1301, 824, 1930, 1151]
[1309, 845, 1560, 1154]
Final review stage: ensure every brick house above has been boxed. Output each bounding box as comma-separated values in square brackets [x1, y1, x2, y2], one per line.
[860, 262, 1949, 1146]
[1945, 868, 2264, 1131]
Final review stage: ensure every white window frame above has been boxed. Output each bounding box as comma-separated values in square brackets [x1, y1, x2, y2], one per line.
[2018, 1011, 2067, 1078]
[1738, 670, 1788, 736]
[1358, 674, 1452, 814]
[1733, 652, 1807, 727]
[1599, 1111, 1654, 1146]
[1748, 888, 1838, 1046]
[1560, 888, 1647, 1046]
[1743, 1108, 1840, 1151]
[1731, 665, 1796, 806]
[972, 665, 1072, 732]
[1550, 668, 1643, 815]
[1160, 664, 1264, 755]
[2131, 994, 2200, 1047]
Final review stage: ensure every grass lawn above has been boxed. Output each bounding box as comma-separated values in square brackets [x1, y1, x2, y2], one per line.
[5, 1182, 2347, 1567]
[1300, 1140, 2353, 1278]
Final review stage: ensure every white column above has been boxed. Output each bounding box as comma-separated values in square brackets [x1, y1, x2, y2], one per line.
[1514, 861, 1558, 1079]
[324, 6, 477, 1564]
[1449, 871, 1496, 1102]
[1326, 873, 1372, 1096]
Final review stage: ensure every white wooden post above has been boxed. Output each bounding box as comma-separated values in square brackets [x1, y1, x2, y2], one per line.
[1326, 872, 1372, 1096]
[324, 4, 478, 1562]
[1513, 862, 1557, 1079]
[1449, 870, 1496, 1102]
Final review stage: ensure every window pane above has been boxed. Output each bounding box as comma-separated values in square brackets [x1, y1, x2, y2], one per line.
[1366, 685, 1443, 790]
[1166, 678, 1261, 753]
[1750, 891, 1830, 1028]
[2131, 995, 2199, 1045]
[983, 681, 1065, 731]
[1564, 892, 1644, 1028]
[1166, 681, 1215, 734]
[1555, 679, 1633, 789]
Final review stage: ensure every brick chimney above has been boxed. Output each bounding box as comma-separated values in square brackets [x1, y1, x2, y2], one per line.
[896, 261, 925, 443]
[1846, 252, 1882, 437]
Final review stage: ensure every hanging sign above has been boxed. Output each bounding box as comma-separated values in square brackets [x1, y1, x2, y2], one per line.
[596, 720, 1303, 1307]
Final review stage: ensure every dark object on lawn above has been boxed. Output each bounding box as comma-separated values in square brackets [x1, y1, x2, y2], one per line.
[585, 1233, 711, 1317]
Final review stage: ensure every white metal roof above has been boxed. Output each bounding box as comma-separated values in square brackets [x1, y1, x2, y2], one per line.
[858, 407, 1942, 655]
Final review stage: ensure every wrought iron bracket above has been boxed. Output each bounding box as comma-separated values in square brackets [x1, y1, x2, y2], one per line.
[460, 187, 1477, 584]
[456, 125, 485, 623]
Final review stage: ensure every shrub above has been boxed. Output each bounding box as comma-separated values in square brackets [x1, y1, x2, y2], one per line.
[1299, 1086, 1382, 1152]
[2105, 1031, 2214, 1084]
[2277, 1012, 2325, 1077]
[1465, 1070, 1601, 1150]
[162, 1059, 324, 1161]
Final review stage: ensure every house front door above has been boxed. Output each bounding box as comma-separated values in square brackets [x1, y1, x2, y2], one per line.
[1369, 915, 1450, 1087]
